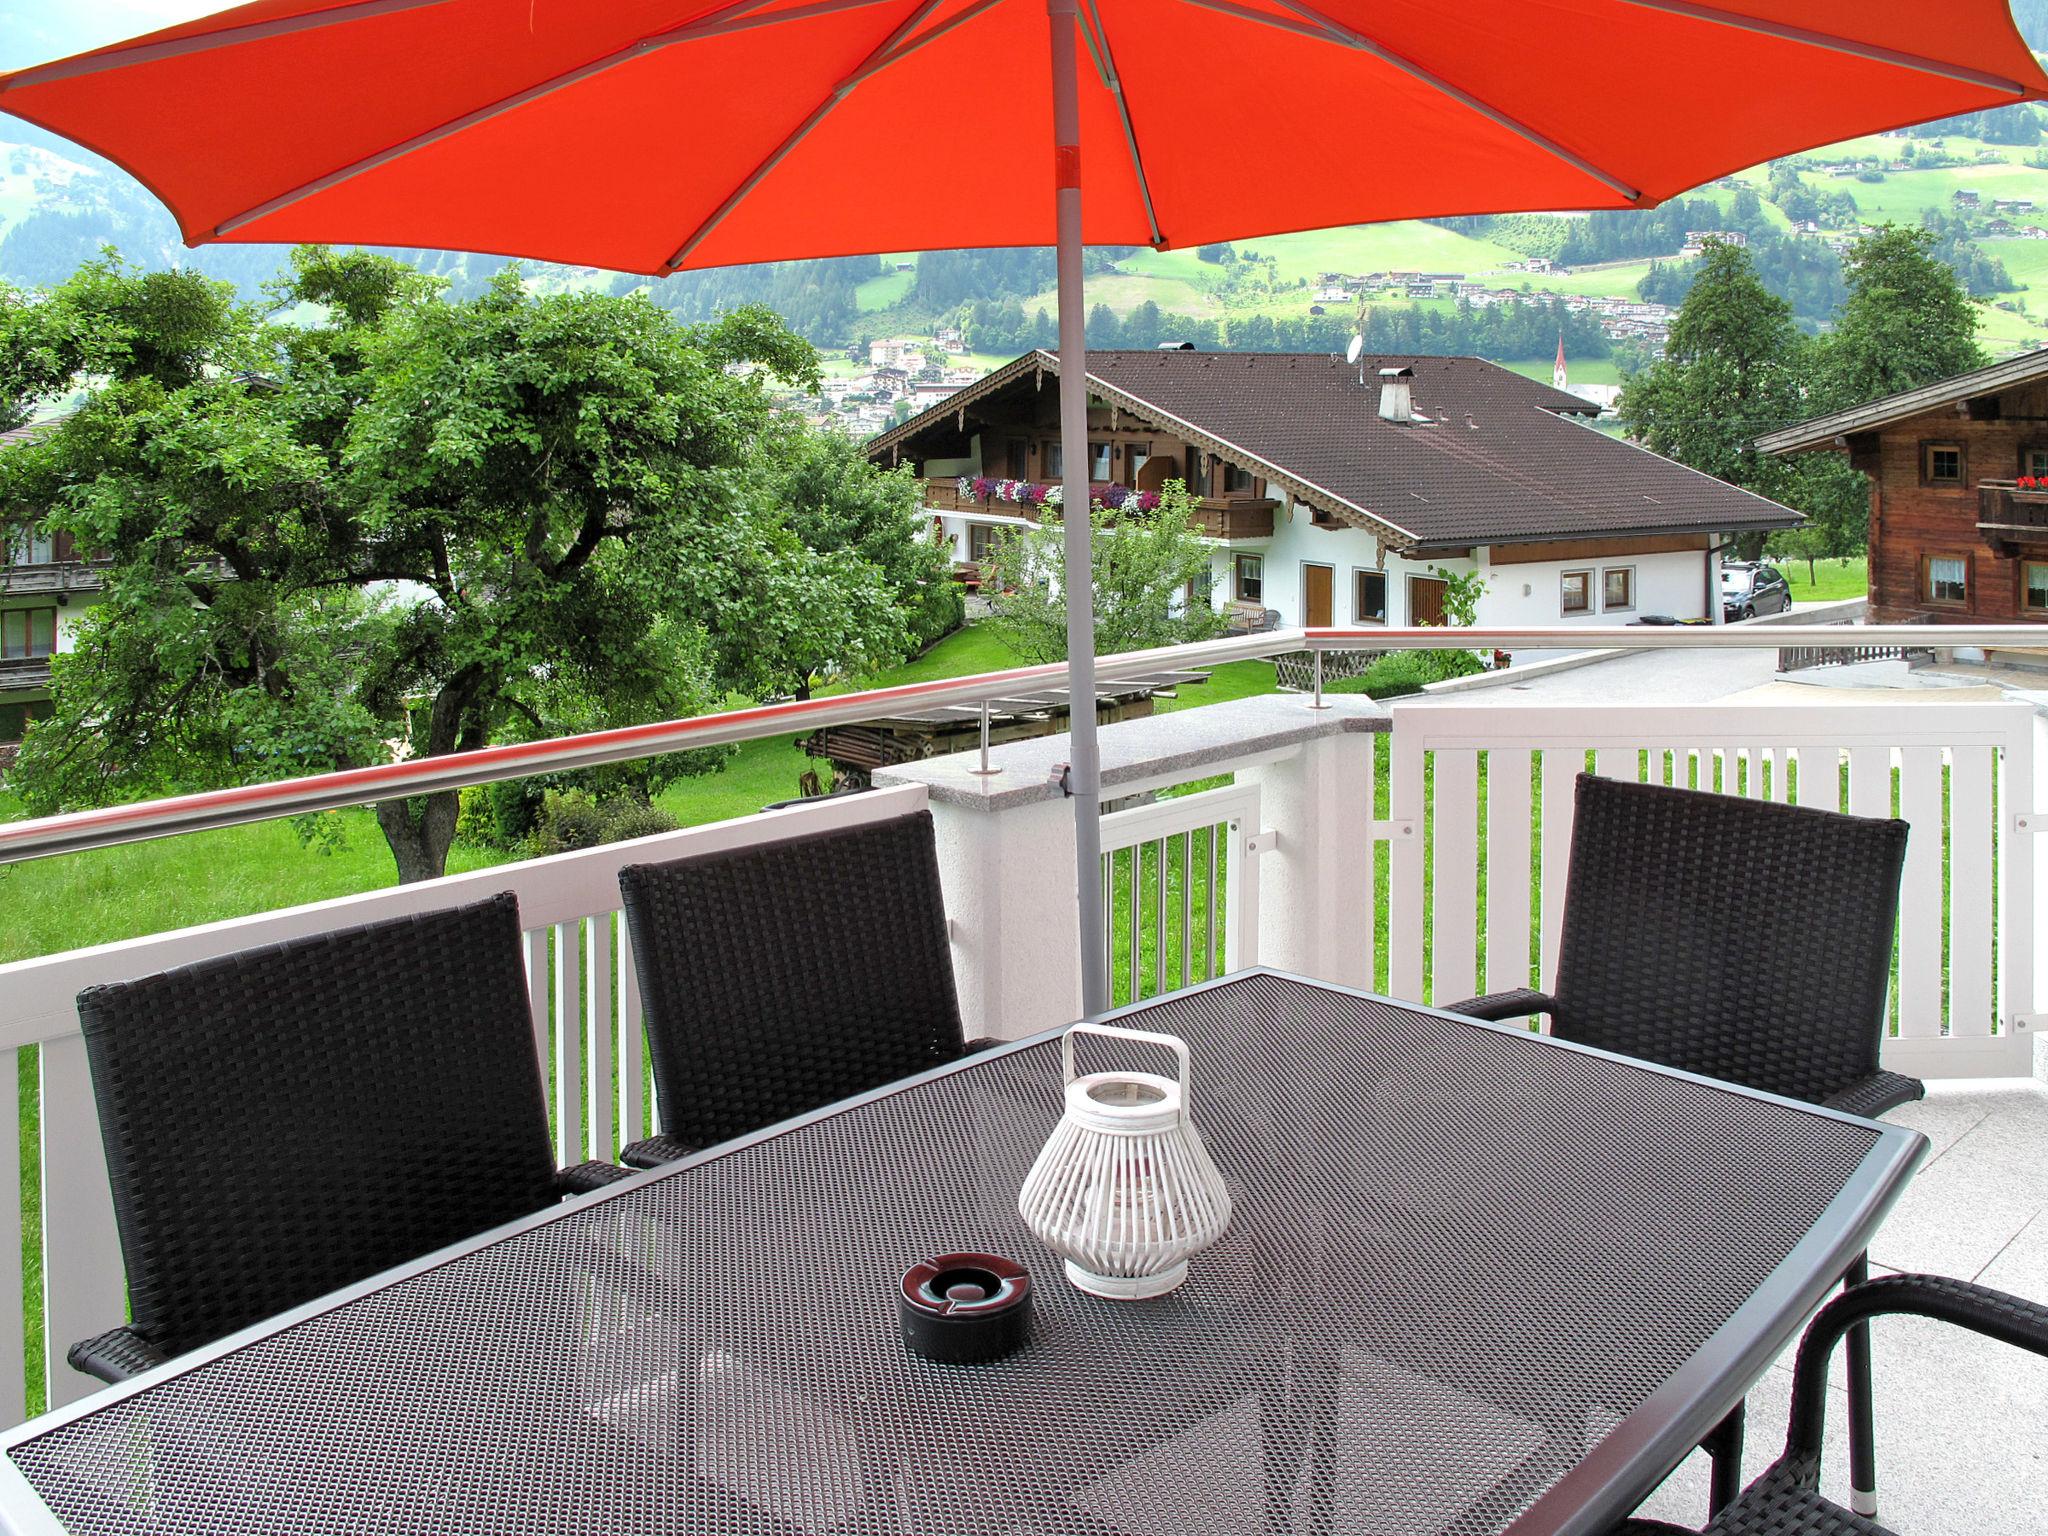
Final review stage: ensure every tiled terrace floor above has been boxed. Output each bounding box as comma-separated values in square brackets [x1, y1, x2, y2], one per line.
[1638, 1079, 2048, 1534]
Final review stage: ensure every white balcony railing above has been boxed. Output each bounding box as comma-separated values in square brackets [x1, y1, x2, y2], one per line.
[0, 622, 2042, 1425]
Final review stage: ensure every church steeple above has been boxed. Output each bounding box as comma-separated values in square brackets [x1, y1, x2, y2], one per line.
[1553, 333, 1568, 392]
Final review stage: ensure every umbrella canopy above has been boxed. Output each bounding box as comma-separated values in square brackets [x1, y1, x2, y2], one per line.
[1, 1, 2042, 270]
[5, 0, 2044, 1013]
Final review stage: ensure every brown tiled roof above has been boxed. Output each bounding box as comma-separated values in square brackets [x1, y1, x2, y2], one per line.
[0, 412, 71, 450]
[870, 351, 1798, 553]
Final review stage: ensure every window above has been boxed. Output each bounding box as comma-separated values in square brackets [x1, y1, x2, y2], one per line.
[1922, 441, 1966, 487]
[1234, 554, 1263, 603]
[4, 529, 54, 567]
[1924, 553, 1968, 606]
[1353, 569, 1388, 624]
[1088, 442, 1112, 480]
[1560, 569, 1592, 615]
[1005, 439, 1030, 478]
[2023, 445, 2048, 479]
[1044, 441, 1063, 478]
[0, 608, 56, 659]
[969, 523, 998, 564]
[0, 700, 50, 745]
[1224, 464, 1255, 495]
[2026, 562, 2048, 615]
[1601, 566, 1634, 612]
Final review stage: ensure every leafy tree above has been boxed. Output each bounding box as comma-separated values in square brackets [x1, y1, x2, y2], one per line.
[720, 418, 961, 698]
[1808, 225, 1985, 410]
[983, 482, 1227, 663]
[1766, 522, 1833, 582]
[1619, 242, 1802, 557]
[0, 248, 914, 883]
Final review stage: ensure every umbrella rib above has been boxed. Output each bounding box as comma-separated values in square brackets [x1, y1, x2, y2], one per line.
[1186, 0, 1644, 204]
[209, 0, 905, 237]
[1610, 0, 2029, 95]
[1177, 0, 1335, 46]
[1078, 0, 1166, 246]
[663, 0, 966, 270]
[1, 0, 455, 90]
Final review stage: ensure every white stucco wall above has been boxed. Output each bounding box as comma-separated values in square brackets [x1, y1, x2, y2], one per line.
[54, 602, 90, 653]
[1204, 492, 1715, 627]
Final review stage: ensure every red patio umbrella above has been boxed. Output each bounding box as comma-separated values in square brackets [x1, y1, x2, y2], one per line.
[4, 0, 2043, 1010]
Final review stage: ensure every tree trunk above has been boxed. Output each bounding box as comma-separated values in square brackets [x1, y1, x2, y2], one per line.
[375, 792, 460, 884]
[372, 665, 489, 884]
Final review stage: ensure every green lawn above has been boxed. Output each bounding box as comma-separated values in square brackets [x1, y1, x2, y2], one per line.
[1778, 555, 1868, 602]
[853, 268, 915, 311]
[1501, 356, 1627, 388]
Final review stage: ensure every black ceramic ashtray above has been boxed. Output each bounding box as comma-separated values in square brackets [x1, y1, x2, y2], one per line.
[898, 1252, 1032, 1364]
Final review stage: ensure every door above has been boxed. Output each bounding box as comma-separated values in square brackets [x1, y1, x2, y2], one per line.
[1303, 563, 1333, 627]
[1410, 575, 1448, 627]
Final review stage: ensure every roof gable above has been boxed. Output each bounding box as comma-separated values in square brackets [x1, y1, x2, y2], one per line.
[872, 350, 1798, 551]
[1756, 347, 2048, 455]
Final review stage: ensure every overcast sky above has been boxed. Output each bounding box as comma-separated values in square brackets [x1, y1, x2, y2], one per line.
[0, 1, 226, 73]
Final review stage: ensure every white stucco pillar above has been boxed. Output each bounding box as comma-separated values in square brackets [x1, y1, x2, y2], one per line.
[927, 794, 1084, 1042]
[1240, 724, 1375, 989]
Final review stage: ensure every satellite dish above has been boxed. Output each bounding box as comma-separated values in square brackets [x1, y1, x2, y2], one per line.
[1345, 333, 1364, 366]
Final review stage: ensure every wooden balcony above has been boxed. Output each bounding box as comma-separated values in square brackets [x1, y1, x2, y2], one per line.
[0, 654, 55, 690]
[1190, 496, 1276, 541]
[922, 479, 1275, 540]
[0, 559, 111, 597]
[1977, 481, 2048, 552]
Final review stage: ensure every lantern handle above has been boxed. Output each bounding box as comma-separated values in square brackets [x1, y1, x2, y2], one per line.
[1063, 1022, 1193, 1118]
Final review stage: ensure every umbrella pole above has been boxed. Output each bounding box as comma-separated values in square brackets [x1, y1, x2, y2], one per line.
[1048, 0, 1109, 1016]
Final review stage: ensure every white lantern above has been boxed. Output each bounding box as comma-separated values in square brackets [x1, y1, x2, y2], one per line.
[1017, 1022, 1234, 1299]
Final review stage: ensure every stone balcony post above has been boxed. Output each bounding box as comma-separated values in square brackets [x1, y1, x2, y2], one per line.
[877, 691, 1387, 1040]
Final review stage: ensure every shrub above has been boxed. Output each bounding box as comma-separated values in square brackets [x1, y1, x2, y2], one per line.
[524, 789, 678, 858]
[1327, 649, 1485, 700]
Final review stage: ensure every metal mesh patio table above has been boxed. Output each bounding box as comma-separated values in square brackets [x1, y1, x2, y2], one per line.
[0, 970, 1923, 1536]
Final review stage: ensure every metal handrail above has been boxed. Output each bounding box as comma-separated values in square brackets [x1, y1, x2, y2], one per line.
[1, 622, 2039, 865]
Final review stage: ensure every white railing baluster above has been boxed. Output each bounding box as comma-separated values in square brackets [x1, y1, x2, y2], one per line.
[1795, 746, 1834, 810]
[1950, 745, 1996, 1040]
[1432, 750, 1480, 1007]
[584, 914, 613, 1165]
[1388, 738, 1426, 1001]
[0, 1049, 22, 1426]
[524, 927, 551, 1093]
[38, 1040, 124, 1409]
[617, 921, 645, 1146]
[1486, 749, 1533, 1000]
[1896, 746, 1945, 1039]
[1538, 747, 1579, 999]
[2000, 721, 2035, 1063]
[552, 921, 583, 1167]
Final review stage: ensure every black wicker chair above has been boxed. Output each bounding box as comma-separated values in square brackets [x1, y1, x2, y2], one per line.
[1448, 772, 1920, 1517]
[67, 892, 628, 1385]
[616, 809, 990, 1169]
[1617, 1274, 2048, 1536]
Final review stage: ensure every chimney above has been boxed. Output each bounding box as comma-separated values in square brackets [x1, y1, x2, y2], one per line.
[1378, 366, 1414, 424]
